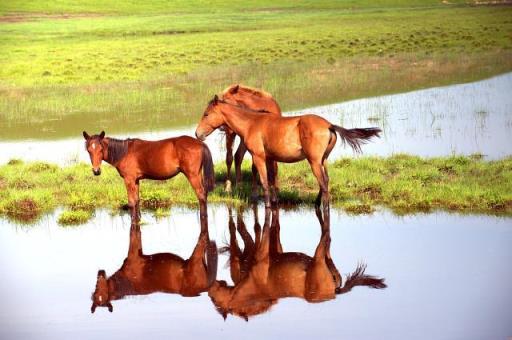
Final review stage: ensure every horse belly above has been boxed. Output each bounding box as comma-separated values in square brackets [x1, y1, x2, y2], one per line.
[141, 148, 180, 179]
[266, 128, 305, 163]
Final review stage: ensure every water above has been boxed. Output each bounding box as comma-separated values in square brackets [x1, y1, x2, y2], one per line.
[1, 205, 511, 339]
[1, 72, 511, 165]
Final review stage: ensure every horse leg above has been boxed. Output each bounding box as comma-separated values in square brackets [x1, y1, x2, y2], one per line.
[252, 155, 271, 208]
[309, 160, 330, 211]
[234, 140, 247, 186]
[266, 158, 278, 205]
[305, 231, 336, 301]
[186, 173, 208, 233]
[225, 132, 235, 193]
[251, 163, 259, 202]
[124, 178, 140, 222]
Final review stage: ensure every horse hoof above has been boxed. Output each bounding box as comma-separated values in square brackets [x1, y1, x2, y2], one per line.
[225, 180, 232, 193]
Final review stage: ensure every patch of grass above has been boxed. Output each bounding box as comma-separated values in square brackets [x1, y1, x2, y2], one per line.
[0, 3, 511, 139]
[58, 209, 93, 226]
[0, 156, 510, 220]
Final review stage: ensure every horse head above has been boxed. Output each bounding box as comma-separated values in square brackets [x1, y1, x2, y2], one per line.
[195, 95, 227, 141]
[221, 84, 281, 115]
[83, 130, 106, 176]
[90, 270, 113, 313]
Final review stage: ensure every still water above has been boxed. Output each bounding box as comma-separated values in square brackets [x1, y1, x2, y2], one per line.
[1, 72, 511, 165]
[1, 205, 511, 339]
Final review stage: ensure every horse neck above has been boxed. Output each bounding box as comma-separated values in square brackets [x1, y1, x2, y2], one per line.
[102, 137, 129, 166]
[108, 270, 135, 300]
[220, 104, 260, 139]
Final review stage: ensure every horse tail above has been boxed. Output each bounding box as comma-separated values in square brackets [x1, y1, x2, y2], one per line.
[330, 125, 381, 153]
[201, 143, 215, 193]
[335, 263, 386, 295]
[206, 240, 218, 287]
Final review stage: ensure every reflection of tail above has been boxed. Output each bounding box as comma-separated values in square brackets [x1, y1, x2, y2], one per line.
[330, 125, 381, 153]
[201, 144, 215, 193]
[206, 241, 218, 286]
[336, 263, 386, 294]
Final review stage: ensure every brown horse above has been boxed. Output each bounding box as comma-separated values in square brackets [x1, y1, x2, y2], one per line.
[82, 131, 214, 227]
[91, 221, 218, 313]
[221, 85, 281, 193]
[195, 96, 381, 211]
[209, 206, 386, 321]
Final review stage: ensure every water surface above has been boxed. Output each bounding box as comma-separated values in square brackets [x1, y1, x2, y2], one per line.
[1, 205, 510, 339]
[1, 72, 510, 165]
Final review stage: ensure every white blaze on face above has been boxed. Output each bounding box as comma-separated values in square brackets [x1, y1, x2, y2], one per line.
[99, 296, 103, 302]
[92, 143, 96, 150]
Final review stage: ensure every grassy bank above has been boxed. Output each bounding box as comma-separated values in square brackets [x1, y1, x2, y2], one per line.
[1, 2, 511, 139]
[0, 155, 510, 225]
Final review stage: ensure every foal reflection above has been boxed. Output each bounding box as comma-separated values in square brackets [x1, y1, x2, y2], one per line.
[91, 221, 217, 313]
[209, 206, 386, 321]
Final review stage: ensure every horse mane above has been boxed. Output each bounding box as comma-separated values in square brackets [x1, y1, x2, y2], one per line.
[106, 137, 129, 164]
[109, 271, 137, 299]
[222, 84, 274, 99]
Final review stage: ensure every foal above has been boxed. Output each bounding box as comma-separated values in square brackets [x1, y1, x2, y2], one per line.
[195, 96, 380, 212]
[83, 131, 214, 228]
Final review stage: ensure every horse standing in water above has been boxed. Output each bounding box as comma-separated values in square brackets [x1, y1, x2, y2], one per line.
[209, 206, 386, 321]
[82, 131, 214, 228]
[195, 96, 380, 216]
[220, 85, 281, 194]
[91, 221, 217, 313]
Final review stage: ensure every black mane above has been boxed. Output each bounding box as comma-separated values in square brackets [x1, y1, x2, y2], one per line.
[107, 138, 129, 164]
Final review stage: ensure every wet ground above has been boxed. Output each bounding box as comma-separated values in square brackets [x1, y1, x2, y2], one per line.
[1, 206, 511, 339]
[1, 72, 511, 165]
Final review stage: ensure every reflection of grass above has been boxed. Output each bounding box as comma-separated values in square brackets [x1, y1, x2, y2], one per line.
[58, 210, 93, 226]
[1, 2, 512, 139]
[1, 155, 511, 223]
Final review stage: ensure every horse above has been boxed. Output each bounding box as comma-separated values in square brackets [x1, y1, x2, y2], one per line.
[91, 220, 218, 313]
[209, 206, 386, 321]
[195, 95, 381, 214]
[220, 85, 282, 194]
[82, 131, 214, 228]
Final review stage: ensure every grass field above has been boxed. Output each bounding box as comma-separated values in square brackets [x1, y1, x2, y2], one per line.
[1, 1, 511, 139]
[1, 155, 511, 225]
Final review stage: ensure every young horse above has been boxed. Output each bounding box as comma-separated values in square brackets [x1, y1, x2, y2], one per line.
[221, 85, 281, 193]
[91, 221, 217, 313]
[209, 206, 386, 321]
[83, 131, 214, 227]
[195, 96, 381, 211]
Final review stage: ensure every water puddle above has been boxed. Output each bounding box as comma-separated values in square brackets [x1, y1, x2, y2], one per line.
[1, 73, 511, 165]
[1, 205, 510, 339]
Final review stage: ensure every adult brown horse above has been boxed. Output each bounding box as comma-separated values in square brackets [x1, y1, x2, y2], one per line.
[91, 221, 218, 313]
[221, 85, 281, 193]
[83, 131, 214, 227]
[195, 96, 381, 211]
[209, 206, 386, 321]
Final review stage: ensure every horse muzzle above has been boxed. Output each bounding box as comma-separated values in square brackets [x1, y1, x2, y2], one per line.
[195, 130, 206, 141]
[92, 168, 101, 176]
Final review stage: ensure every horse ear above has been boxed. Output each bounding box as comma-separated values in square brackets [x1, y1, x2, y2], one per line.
[99, 131, 105, 139]
[83, 131, 90, 140]
[213, 94, 219, 102]
[91, 303, 97, 313]
[222, 311, 227, 321]
[230, 85, 239, 94]
[107, 302, 113, 313]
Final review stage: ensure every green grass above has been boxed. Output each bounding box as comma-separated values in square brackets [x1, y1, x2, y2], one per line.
[1, 155, 511, 224]
[1, 2, 511, 139]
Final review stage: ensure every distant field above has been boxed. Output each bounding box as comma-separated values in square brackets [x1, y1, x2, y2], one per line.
[0, 1, 511, 139]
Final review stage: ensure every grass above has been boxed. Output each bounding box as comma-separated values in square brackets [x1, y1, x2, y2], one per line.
[1, 2, 511, 139]
[0, 155, 511, 224]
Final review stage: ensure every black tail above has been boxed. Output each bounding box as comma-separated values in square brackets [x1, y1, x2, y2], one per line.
[206, 241, 218, 287]
[336, 263, 386, 295]
[330, 125, 381, 153]
[201, 144, 215, 193]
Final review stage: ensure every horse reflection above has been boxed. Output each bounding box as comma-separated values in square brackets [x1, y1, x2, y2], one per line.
[91, 221, 217, 313]
[209, 206, 386, 321]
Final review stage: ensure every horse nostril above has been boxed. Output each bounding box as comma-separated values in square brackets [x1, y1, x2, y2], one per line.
[93, 169, 101, 176]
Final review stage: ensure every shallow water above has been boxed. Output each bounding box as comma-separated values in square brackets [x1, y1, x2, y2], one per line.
[1, 205, 511, 339]
[1, 72, 511, 165]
